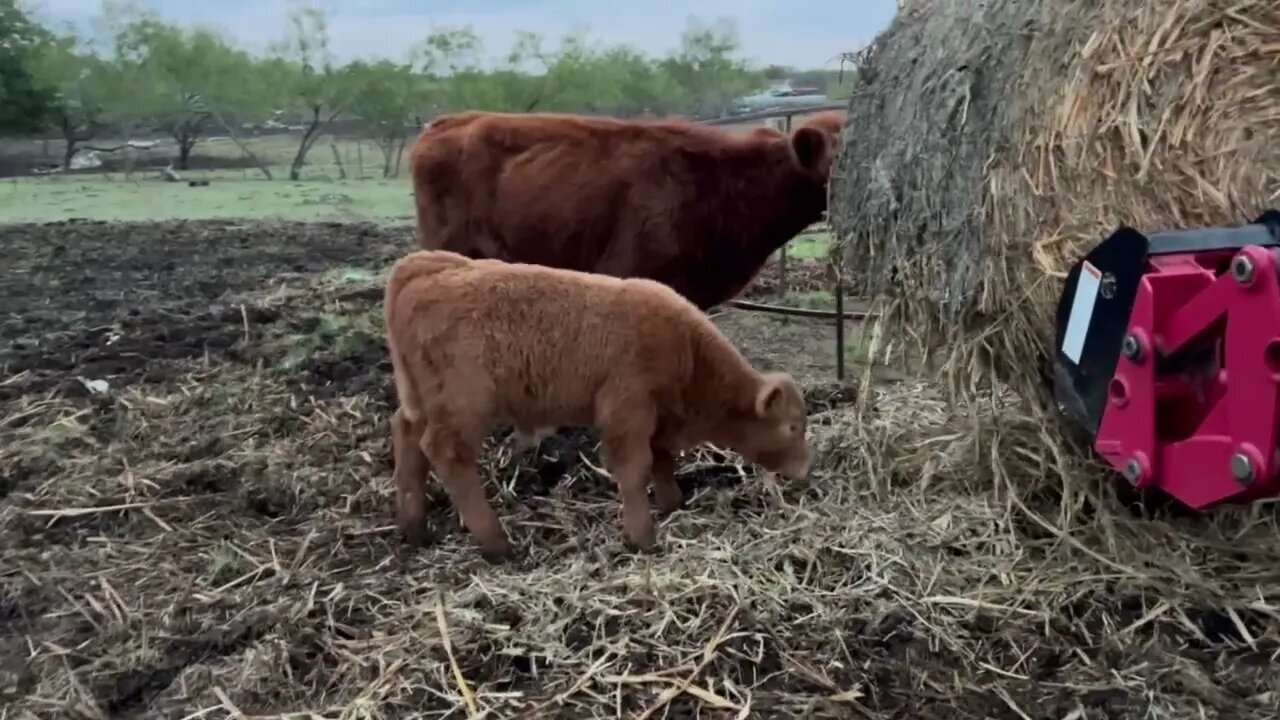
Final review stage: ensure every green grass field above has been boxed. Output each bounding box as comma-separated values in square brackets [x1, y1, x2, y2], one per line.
[0, 173, 416, 224]
[1, 172, 835, 276]
[0, 113, 840, 238]
[0, 130, 419, 223]
[0, 174, 836, 263]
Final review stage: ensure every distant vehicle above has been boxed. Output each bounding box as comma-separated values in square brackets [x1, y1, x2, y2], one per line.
[730, 80, 830, 115]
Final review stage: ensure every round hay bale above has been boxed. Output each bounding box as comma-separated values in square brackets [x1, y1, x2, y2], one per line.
[830, 0, 1279, 404]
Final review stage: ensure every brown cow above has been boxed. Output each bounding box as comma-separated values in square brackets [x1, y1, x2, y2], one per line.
[385, 249, 811, 560]
[409, 110, 843, 311]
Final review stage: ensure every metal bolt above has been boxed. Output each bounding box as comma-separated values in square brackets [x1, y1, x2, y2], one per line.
[1121, 333, 1142, 361]
[1231, 255, 1255, 285]
[1230, 452, 1255, 485]
[1099, 273, 1117, 299]
[1123, 458, 1143, 484]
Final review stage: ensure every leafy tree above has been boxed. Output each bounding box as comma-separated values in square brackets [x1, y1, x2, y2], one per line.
[27, 28, 123, 168]
[108, 7, 258, 169]
[594, 46, 689, 116]
[0, 6, 842, 179]
[342, 59, 421, 177]
[415, 26, 506, 115]
[659, 17, 761, 118]
[0, 0, 55, 134]
[413, 25, 482, 75]
[272, 5, 346, 181]
[442, 67, 531, 113]
[503, 31, 609, 113]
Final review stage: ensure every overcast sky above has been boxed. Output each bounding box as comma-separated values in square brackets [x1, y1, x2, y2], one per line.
[29, 0, 898, 70]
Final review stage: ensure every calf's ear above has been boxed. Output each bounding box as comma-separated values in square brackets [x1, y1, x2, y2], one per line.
[790, 127, 829, 171]
[754, 374, 786, 418]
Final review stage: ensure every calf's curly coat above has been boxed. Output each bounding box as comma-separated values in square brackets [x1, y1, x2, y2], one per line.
[384, 249, 811, 560]
[409, 110, 843, 310]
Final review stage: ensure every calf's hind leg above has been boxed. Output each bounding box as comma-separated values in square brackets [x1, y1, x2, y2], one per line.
[650, 446, 684, 515]
[392, 407, 432, 546]
[422, 421, 513, 561]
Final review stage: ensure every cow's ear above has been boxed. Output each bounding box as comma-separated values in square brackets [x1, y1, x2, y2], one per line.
[790, 127, 828, 170]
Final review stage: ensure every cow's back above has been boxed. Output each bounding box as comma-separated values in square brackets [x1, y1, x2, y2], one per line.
[411, 113, 700, 273]
[409, 111, 829, 309]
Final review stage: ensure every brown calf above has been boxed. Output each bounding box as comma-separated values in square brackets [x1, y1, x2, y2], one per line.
[384, 249, 811, 560]
[409, 110, 843, 311]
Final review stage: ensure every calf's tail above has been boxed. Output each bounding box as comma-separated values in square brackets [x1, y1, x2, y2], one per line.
[383, 250, 473, 422]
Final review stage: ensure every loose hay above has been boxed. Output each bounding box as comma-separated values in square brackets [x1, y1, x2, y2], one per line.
[6, 371, 1280, 717]
[4, 219, 1280, 717]
[830, 0, 1279, 402]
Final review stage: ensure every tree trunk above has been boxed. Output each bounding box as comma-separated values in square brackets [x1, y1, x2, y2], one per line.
[59, 115, 83, 170]
[212, 111, 273, 180]
[291, 106, 343, 181]
[170, 123, 201, 171]
[392, 134, 408, 178]
[290, 128, 318, 181]
[290, 106, 324, 181]
[379, 137, 395, 178]
[62, 138, 79, 171]
[178, 138, 195, 170]
[330, 142, 346, 180]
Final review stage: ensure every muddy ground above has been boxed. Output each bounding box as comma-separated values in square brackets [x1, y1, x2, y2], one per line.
[1, 220, 1275, 719]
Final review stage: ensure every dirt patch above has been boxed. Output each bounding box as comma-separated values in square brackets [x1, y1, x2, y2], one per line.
[0, 219, 409, 399]
[742, 258, 833, 299]
[0, 218, 407, 338]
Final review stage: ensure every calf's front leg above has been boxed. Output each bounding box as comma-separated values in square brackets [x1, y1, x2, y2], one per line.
[603, 432, 657, 551]
[422, 424, 512, 561]
[391, 407, 431, 546]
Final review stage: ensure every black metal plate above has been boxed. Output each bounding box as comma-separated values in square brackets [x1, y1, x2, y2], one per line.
[1052, 227, 1150, 440]
[1147, 210, 1280, 256]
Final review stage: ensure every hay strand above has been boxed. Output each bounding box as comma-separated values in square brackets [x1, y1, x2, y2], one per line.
[831, 0, 1279, 402]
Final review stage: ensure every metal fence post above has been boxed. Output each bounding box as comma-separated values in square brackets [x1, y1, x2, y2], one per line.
[778, 112, 794, 298]
[835, 273, 846, 382]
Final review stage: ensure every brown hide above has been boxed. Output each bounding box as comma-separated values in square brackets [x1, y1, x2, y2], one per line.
[409, 111, 842, 310]
[384, 249, 811, 558]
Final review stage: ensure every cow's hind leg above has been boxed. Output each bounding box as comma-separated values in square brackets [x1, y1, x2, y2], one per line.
[392, 407, 432, 546]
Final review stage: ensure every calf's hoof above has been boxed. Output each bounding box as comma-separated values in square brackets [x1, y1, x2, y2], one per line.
[623, 526, 658, 555]
[653, 487, 685, 515]
[478, 541, 516, 564]
[398, 516, 429, 548]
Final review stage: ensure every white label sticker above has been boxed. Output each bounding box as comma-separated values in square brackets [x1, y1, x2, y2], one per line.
[1061, 260, 1102, 365]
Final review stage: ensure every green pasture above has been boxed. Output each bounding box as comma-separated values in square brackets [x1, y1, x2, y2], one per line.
[0, 176, 840, 260]
[0, 130, 835, 267]
[787, 230, 831, 259]
[0, 133, 418, 224]
[0, 173, 415, 224]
